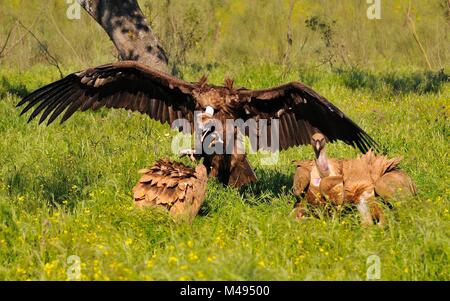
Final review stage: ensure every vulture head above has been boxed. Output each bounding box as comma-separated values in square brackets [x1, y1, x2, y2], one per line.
[311, 132, 327, 158]
[310, 132, 331, 177]
[180, 105, 223, 162]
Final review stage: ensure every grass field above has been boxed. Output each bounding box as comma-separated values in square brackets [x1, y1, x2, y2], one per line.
[0, 64, 448, 280]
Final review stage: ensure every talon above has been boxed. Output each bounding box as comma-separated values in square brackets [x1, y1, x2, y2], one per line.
[179, 148, 197, 162]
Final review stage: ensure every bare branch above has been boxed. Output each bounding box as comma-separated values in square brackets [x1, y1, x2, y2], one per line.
[0, 23, 16, 58]
[0, 6, 45, 59]
[16, 20, 64, 78]
[49, 13, 86, 66]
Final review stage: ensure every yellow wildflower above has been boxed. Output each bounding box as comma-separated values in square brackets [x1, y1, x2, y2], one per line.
[258, 260, 266, 268]
[188, 252, 199, 262]
[146, 260, 154, 268]
[207, 255, 216, 262]
[196, 271, 205, 279]
[44, 261, 58, 276]
[168, 256, 178, 265]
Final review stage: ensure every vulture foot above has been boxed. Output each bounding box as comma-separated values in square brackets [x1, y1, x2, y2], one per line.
[179, 148, 197, 162]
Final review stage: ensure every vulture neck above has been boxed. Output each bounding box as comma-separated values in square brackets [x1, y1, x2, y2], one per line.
[315, 148, 330, 178]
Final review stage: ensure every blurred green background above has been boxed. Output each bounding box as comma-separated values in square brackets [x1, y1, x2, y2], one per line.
[0, 0, 449, 73]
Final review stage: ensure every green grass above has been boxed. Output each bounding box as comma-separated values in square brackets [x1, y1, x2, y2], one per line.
[0, 65, 449, 281]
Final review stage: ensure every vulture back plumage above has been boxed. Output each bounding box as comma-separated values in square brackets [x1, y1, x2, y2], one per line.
[132, 159, 207, 222]
[358, 150, 417, 200]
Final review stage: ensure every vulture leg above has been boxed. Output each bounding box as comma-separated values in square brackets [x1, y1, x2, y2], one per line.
[229, 154, 257, 188]
[292, 160, 314, 220]
[368, 199, 384, 226]
[355, 190, 384, 226]
[356, 196, 374, 226]
[375, 170, 417, 201]
[292, 200, 307, 220]
[205, 153, 256, 188]
[293, 164, 311, 200]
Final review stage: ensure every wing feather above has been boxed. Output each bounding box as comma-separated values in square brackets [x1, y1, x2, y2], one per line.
[238, 82, 379, 153]
[39, 86, 76, 124]
[17, 61, 197, 127]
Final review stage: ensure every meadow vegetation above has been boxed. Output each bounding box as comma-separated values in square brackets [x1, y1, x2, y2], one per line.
[0, 0, 449, 280]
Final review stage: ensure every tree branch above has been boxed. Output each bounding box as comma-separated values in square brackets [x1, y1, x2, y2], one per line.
[0, 23, 15, 58]
[77, 0, 170, 73]
[0, 5, 46, 59]
[49, 12, 86, 66]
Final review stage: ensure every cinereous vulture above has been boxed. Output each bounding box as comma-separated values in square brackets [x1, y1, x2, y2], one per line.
[17, 61, 378, 188]
[293, 133, 416, 225]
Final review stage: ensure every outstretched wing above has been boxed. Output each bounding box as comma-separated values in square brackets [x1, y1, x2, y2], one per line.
[238, 82, 379, 153]
[17, 61, 197, 126]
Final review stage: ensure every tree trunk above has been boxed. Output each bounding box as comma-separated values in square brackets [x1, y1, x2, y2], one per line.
[77, 0, 170, 73]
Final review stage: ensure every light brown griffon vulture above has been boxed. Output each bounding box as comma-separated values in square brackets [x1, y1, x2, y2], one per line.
[293, 133, 416, 225]
[17, 61, 378, 188]
[132, 159, 208, 222]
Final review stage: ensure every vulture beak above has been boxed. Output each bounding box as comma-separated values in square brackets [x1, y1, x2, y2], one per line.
[312, 139, 323, 159]
[200, 106, 222, 148]
[315, 141, 321, 152]
[311, 133, 326, 158]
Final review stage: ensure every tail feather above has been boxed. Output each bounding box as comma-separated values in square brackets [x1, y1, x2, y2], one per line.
[361, 150, 402, 183]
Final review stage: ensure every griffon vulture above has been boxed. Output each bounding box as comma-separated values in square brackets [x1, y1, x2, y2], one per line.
[133, 112, 221, 222]
[293, 133, 416, 225]
[133, 159, 208, 223]
[17, 61, 378, 188]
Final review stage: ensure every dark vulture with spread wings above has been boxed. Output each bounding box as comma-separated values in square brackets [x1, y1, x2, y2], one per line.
[17, 61, 378, 188]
